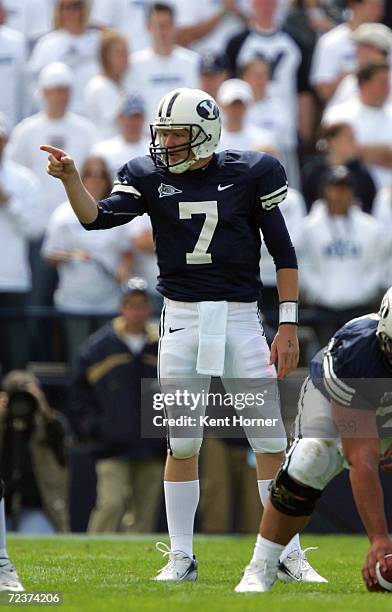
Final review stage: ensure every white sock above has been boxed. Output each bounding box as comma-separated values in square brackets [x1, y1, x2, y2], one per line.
[251, 534, 284, 566]
[0, 499, 8, 559]
[164, 480, 199, 558]
[257, 479, 301, 562]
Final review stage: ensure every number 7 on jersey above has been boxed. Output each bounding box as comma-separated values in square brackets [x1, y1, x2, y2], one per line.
[179, 200, 218, 265]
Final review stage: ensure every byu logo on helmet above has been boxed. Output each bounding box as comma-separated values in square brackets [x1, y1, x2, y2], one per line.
[197, 99, 220, 120]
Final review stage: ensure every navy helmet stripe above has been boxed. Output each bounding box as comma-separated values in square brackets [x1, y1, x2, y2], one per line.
[157, 97, 165, 118]
[166, 91, 181, 118]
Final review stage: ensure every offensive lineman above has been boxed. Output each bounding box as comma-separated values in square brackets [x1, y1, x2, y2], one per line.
[236, 288, 392, 593]
[41, 87, 324, 583]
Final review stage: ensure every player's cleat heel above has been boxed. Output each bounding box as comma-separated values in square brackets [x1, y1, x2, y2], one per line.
[235, 559, 277, 593]
[277, 546, 328, 583]
[0, 559, 24, 592]
[153, 542, 198, 582]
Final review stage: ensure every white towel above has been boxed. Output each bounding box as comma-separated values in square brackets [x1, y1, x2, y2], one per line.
[196, 301, 228, 376]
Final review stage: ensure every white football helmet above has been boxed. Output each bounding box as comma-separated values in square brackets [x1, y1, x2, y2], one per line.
[377, 287, 392, 362]
[149, 88, 221, 174]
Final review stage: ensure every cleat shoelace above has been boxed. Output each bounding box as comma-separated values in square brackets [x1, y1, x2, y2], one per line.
[155, 542, 189, 576]
[285, 546, 318, 579]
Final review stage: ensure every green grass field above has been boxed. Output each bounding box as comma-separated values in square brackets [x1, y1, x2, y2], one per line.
[2, 535, 392, 612]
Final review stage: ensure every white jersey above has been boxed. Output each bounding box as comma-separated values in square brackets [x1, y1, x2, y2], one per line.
[28, 28, 101, 115]
[0, 25, 26, 127]
[6, 111, 96, 218]
[323, 98, 392, 189]
[92, 136, 150, 178]
[0, 159, 45, 291]
[217, 124, 275, 153]
[327, 71, 392, 110]
[310, 23, 356, 87]
[247, 89, 296, 149]
[89, 0, 152, 52]
[3, 0, 52, 44]
[42, 202, 133, 313]
[296, 202, 386, 309]
[128, 46, 200, 124]
[260, 187, 306, 286]
[171, 0, 251, 54]
[232, 30, 302, 142]
[84, 74, 126, 141]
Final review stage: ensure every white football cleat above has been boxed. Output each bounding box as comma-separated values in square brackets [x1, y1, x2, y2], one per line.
[153, 542, 198, 582]
[235, 559, 278, 593]
[277, 547, 328, 583]
[0, 559, 24, 592]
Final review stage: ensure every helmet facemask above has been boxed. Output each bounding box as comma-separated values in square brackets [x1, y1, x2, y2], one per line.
[376, 288, 392, 366]
[149, 123, 210, 174]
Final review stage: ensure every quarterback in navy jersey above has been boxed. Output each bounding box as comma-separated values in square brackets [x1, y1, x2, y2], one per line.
[235, 288, 392, 594]
[41, 86, 325, 587]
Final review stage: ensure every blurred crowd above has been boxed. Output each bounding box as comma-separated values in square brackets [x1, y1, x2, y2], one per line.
[1, 0, 392, 533]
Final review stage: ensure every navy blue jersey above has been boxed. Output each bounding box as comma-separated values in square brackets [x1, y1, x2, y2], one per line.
[310, 315, 392, 432]
[82, 150, 297, 302]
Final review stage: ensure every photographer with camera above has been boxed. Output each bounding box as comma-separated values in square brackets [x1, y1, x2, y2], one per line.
[0, 370, 69, 535]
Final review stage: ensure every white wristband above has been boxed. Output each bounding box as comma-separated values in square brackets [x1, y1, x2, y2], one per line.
[279, 301, 298, 326]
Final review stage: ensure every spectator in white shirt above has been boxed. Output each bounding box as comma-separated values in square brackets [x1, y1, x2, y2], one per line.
[311, 0, 384, 103]
[28, 0, 100, 114]
[216, 78, 275, 152]
[84, 30, 131, 141]
[323, 61, 392, 189]
[1, 0, 52, 48]
[0, 3, 26, 128]
[0, 114, 45, 373]
[129, 2, 200, 125]
[327, 22, 392, 109]
[89, 0, 152, 53]
[92, 94, 149, 178]
[173, 0, 250, 55]
[7, 62, 96, 219]
[297, 165, 386, 346]
[42, 156, 134, 365]
[241, 57, 294, 171]
[199, 51, 230, 100]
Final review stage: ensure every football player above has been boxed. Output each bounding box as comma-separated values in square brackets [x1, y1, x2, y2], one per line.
[236, 288, 392, 593]
[41, 87, 324, 583]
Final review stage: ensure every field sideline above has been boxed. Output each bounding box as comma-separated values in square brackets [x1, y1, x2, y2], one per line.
[3, 534, 392, 611]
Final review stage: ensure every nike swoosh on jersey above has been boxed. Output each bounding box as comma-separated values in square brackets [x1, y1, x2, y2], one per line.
[217, 184, 234, 191]
[169, 327, 185, 334]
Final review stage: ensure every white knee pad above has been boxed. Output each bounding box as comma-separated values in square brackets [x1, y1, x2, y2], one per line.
[169, 437, 203, 459]
[286, 438, 345, 490]
[250, 436, 287, 454]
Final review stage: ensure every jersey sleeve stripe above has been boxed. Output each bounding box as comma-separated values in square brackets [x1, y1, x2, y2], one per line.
[260, 192, 287, 208]
[323, 353, 355, 405]
[323, 375, 352, 406]
[259, 183, 288, 201]
[324, 342, 356, 395]
[111, 184, 142, 197]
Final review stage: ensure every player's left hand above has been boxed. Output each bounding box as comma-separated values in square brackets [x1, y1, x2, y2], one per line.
[363, 535, 392, 588]
[270, 325, 299, 379]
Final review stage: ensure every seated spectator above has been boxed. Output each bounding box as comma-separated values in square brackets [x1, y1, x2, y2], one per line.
[7, 62, 96, 218]
[323, 61, 392, 190]
[84, 30, 131, 141]
[0, 3, 26, 128]
[173, 0, 250, 54]
[327, 22, 392, 109]
[41, 156, 134, 366]
[69, 279, 164, 533]
[128, 2, 200, 125]
[89, 0, 152, 52]
[216, 78, 275, 151]
[296, 166, 386, 346]
[311, 0, 384, 103]
[301, 122, 376, 212]
[241, 58, 295, 169]
[92, 94, 149, 179]
[28, 0, 100, 114]
[1, 370, 69, 533]
[199, 51, 230, 100]
[226, 0, 313, 187]
[2, 0, 52, 48]
[0, 114, 45, 374]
